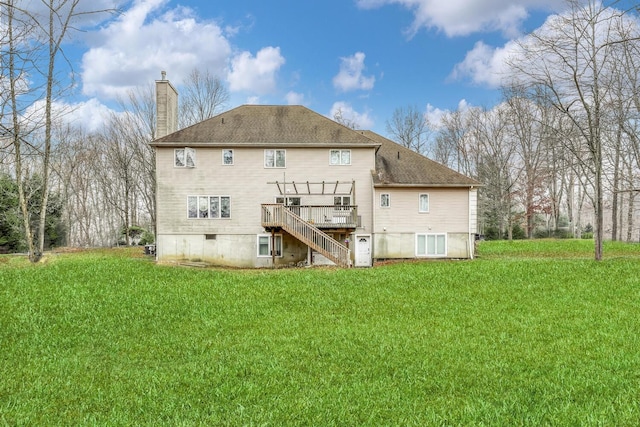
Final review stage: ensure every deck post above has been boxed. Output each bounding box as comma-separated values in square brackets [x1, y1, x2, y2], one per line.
[271, 229, 276, 267]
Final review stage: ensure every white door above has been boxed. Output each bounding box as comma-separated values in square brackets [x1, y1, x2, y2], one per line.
[355, 235, 371, 267]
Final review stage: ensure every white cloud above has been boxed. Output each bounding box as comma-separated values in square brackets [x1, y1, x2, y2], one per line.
[285, 91, 305, 105]
[228, 47, 286, 94]
[329, 101, 375, 129]
[426, 99, 471, 128]
[21, 98, 113, 134]
[61, 98, 114, 133]
[449, 40, 518, 88]
[333, 52, 375, 92]
[425, 103, 447, 127]
[356, 0, 558, 37]
[81, 0, 232, 100]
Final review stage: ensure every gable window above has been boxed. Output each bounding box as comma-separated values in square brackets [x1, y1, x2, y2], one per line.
[380, 193, 390, 208]
[334, 196, 351, 210]
[257, 234, 283, 257]
[187, 196, 230, 219]
[330, 149, 351, 165]
[416, 233, 446, 257]
[419, 194, 430, 213]
[223, 149, 234, 165]
[175, 148, 196, 168]
[265, 149, 286, 168]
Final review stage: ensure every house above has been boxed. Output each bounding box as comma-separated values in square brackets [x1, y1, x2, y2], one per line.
[150, 76, 480, 267]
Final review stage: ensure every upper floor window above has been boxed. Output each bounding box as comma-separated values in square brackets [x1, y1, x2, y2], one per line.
[330, 149, 351, 165]
[380, 193, 390, 208]
[222, 149, 234, 165]
[187, 196, 230, 219]
[419, 194, 429, 213]
[175, 148, 195, 168]
[265, 149, 286, 168]
[334, 196, 351, 210]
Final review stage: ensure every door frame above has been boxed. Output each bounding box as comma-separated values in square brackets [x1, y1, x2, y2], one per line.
[354, 234, 372, 267]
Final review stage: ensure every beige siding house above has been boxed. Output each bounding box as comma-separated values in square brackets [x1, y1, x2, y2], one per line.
[151, 77, 480, 267]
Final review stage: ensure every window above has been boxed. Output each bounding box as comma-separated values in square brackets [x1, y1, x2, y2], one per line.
[265, 149, 286, 168]
[380, 193, 390, 208]
[416, 234, 446, 256]
[419, 194, 429, 213]
[187, 196, 230, 219]
[175, 148, 196, 167]
[334, 196, 351, 210]
[257, 234, 283, 257]
[222, 149, 234, 165]
[330, 149, 351, 165]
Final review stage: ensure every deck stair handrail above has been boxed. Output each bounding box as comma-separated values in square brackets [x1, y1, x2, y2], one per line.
[261, 204, 352, 267]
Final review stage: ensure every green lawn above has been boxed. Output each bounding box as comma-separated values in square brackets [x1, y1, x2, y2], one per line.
[1, 241, 639, 426]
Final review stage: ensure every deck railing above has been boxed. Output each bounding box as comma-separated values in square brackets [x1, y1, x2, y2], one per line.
[263, 205, 358, 228]
[261, 204, 352, 267]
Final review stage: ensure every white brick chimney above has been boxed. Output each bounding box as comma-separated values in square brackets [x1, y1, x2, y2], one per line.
[156, 71, 178, 139]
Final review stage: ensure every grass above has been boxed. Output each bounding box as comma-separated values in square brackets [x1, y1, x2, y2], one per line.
[1, 241, 639, 425]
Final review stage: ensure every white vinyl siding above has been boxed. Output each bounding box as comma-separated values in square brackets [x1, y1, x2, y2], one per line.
[416, 233, 446, 256]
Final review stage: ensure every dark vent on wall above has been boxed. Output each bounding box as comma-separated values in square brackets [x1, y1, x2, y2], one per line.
[205, 234, 216, 240]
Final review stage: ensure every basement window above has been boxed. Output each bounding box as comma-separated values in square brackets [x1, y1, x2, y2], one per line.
[257, 234, 283, 257]
[416, 233, 446, 257]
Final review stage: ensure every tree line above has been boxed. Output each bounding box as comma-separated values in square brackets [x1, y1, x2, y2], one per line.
[2, 0, 639, 262]
[386, 0, 640, 260]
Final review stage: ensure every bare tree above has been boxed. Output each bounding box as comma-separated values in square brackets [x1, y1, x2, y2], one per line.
[385, 105, 432, 155]
[502, 87, 552, 238]
[179, 68, 229, 128]
[434, 108, 475, 176]
[1, 0, 116, 261]
[332, 107, 359, 130]
[507, 0, 639, 260]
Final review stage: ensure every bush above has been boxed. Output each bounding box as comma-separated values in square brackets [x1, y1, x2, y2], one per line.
[484, 226, 500, 241]
[511, 223, 526, 240]
[139, 230, 155, 246]
[533, 228, 550, 239]
[552, 228, 573, 239]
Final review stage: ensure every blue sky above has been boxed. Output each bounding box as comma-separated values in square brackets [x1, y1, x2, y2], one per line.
[62, 0, 569, 134]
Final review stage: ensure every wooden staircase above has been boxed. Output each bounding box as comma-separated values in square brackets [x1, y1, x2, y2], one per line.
[261, 204, 352, 267]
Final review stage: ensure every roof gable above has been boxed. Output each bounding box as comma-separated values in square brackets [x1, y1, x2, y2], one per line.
[361, 131, 480, 187]
[152, 105, 378, 146]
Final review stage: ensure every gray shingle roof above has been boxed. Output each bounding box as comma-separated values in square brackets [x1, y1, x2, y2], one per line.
[151, 105, 379, 146]
[361, 130, 480, 187]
